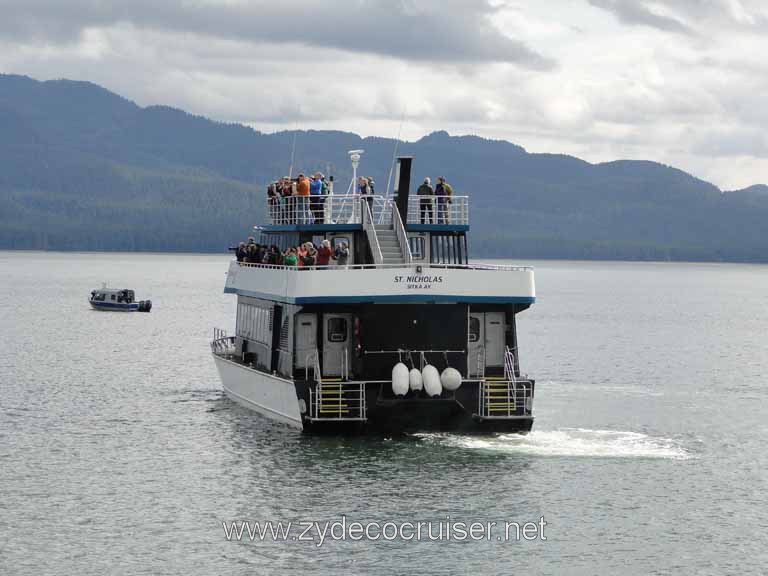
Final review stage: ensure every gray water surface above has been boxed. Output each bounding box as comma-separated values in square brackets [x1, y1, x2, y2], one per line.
[1, 252, 767, 575]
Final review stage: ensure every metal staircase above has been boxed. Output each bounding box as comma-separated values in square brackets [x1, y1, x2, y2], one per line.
[476, 347, 533, 419]
[374, 225, 405, 265]
[362, 197, 411, 266]
[306, 348, 367, 422]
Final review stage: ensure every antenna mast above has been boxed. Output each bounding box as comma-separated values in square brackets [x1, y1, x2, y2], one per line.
[385, 106, 407, 199]
[288, 132, 297, 178]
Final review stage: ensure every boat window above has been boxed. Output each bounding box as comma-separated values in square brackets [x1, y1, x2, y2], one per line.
[469, 317, 480, 343]
[332, 236, 349, 249]
[110, 294, 116, 301]
[409, 237, 425, 260]
[327, 318, 347, 343]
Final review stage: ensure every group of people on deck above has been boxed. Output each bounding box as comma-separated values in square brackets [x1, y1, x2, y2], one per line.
[267, 170, 455, 226]
[417, 176, 454, 224]
[234, 237, 349, 268]
[267, 172, 331, 224]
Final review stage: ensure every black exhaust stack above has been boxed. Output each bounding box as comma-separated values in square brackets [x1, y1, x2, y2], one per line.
[394, 156, 413, 225]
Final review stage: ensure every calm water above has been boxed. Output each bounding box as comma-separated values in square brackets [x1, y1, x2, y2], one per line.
[1, 252, 767, 575]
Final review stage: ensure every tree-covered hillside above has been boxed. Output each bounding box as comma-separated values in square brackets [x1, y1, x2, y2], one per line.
[1, 74, 767, 260]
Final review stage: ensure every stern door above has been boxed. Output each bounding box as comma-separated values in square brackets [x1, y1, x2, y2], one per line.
[484, 312, 506, 367]
[294, 313, 317, 370]
[322, 314, 352, 378]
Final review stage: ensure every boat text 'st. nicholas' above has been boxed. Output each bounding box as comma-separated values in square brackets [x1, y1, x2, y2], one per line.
[211, 155, 536, 434]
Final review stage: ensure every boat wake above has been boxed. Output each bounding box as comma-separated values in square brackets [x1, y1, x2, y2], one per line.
[418, 428, 691, 460]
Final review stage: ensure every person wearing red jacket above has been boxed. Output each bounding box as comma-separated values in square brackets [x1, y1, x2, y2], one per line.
[317, 239, 332, 266]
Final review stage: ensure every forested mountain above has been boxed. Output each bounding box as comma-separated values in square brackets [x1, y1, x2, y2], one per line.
[1, 73, 767, 261]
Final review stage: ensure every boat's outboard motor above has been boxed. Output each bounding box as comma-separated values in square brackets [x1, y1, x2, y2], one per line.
[138, 300, 152, 312]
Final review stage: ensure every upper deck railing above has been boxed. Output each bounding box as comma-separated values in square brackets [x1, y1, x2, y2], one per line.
[406, 195, 469, 226]
[265, 194, 469, 226]
[234, 261, 533, 273]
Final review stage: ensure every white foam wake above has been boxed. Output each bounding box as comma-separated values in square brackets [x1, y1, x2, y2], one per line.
[418, 428, 690, 460]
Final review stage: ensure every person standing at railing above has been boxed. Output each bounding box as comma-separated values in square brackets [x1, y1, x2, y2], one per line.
[267, 181, 280, 223]
[310, 172, 324, 224]
[358, 176, 374, 216]
[297, 173, 311, 224]
[317, 239, 332, 266]
[417, 177, 434, 224]
[332, 241, 349, 268]
[283, 247, 298, 266]
[435, 176, 454, 224]
[320, 174, 330, 224]
[280, 177, 296, 224]
[235, 242, 247, 262]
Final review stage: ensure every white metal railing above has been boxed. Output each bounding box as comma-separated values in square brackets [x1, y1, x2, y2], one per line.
[362, 198, 384, 265]
[235, 261, 533, 272]
[477, 379, 533, 419]
[504, 346, 517, 382]
[266, 194, 401, 226]
[408, 195, 468, 225]
[391, 200, 412, 264]
[304, 349, 322, 383]
[309, 381, 367, 421]
[472, 347, 486, 379]
[265, 194, 469, 226]
[210, 328, 235, 356]
[267, 194, 361, 225]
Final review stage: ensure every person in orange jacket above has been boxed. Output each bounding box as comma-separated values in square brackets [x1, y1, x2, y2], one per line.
[297, 173, 311, 224]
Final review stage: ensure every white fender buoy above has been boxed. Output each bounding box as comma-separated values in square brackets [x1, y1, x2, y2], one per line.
[441, 367, 462, 391]
[409, 368, 423, 391]
[422, 364, 442, 397]
[392, 363, 409, 396]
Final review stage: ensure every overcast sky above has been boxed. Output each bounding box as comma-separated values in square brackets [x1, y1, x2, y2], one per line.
[1, 0, 766, 189]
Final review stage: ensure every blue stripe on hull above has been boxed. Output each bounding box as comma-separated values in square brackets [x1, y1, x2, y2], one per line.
[223, 286, 534, 305]
[89, 301, 139, 311]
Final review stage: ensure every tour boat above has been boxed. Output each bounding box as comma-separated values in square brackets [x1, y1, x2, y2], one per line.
[89, 286, 152, 312]
[211, 153, 536, 433]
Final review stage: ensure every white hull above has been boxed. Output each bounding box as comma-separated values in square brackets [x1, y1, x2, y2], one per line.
[212, 354, 303, 428]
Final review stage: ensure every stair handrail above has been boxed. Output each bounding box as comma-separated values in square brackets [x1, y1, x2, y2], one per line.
[504, 346, 517, 383]
[362, 198, 384, 265]
[305, 348, 322, 383]
[390, 199, 412, 264]
[476, 346, 486, 379]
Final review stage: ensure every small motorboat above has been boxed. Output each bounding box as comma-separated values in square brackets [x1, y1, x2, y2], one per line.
[89, 285, 152, 312]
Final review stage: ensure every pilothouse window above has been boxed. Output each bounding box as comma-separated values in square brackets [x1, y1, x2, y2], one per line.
[327, 318, 347, 343]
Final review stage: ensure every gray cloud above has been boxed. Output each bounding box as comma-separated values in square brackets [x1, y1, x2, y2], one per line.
[0, 0, 554, 69]
[588, 0, 693, 33]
